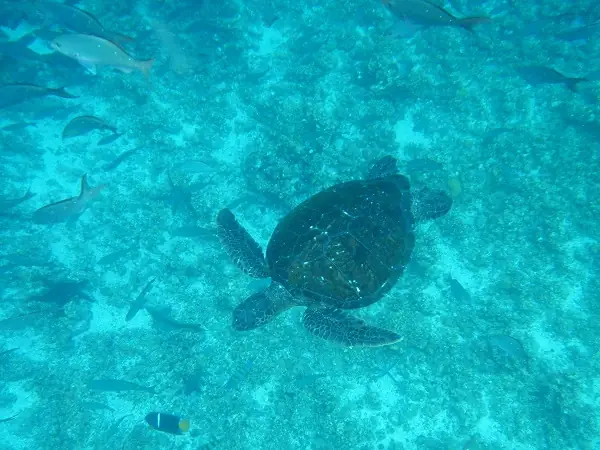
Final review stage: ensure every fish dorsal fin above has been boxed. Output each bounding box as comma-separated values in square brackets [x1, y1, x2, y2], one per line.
[80, 174, 90, 198]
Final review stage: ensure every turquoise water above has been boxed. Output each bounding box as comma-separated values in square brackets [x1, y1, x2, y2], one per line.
[1, 0, 599, 449]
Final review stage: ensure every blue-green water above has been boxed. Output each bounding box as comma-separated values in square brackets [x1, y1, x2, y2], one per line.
[1, 0, 599, 449]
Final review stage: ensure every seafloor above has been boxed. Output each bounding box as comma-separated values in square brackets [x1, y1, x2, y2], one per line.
[0, 0, 599, 449]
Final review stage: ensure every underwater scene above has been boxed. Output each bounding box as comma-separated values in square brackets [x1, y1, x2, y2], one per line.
[1, 0, 599, 449]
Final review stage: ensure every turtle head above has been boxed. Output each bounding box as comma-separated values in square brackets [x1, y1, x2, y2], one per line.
[232, 282, 294, 331]
[411, 187, 452, 222]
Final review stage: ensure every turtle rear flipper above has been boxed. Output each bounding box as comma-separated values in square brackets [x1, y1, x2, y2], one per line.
[303, 308, 401, 347]
[233, 282, 295, 330]
[216, 208, 269, 278]
[411, 187, 452, 222]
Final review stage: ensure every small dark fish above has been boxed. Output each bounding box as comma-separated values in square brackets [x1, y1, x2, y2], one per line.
[447, 275, 471, 302]
[563, 118, 600, 140]
[516, 66, 587, 92]
[0, 122, 37, 132]
[106, 414, 131, 435]
[0, 310, 49, 330]
[62, 115, 117, 140]
[557, 22, 600, 42]
[145, 412, 190, 435]
[125, 278, 156, 321]
[32, 174, 105, 225]
[0, 187, 36, 212]
[101, 147, 139, 171]
[0, 412, 19, 423]
[96, 132, 122, 146]
[488, 335, 528, 362]
[87, 379, 155, 394]
[0, 347, 19, 360]
[0, 84, 78, 109]
[81, 401, 115, 412]
[384, 0, 490, 29]
[96, 246, 137, 266]
[265, 15, 279, 28]
[146, 307, 205, 333]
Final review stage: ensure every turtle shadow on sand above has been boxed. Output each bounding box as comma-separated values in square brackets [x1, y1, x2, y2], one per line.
[216, 155, 452, 347]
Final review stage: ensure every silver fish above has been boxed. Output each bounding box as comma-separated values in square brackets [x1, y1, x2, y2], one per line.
[62, 115, 116, 140]
[384, 0, 490, 29]
[51, 34, 153, 75]
[96, 132, 123, 146]
[32, 174, 105, 225]
[96, 246, 137, 266]
[489, 335, 527, 360]
[557, 22, 600, 42]
[102, 147, 139, 171]
[146, 307, 205, 333]
[515, 66, 587, 92]
[125, 278, 156, 321]
[37, 2, 132, 44]
[0, 122, 37, 132]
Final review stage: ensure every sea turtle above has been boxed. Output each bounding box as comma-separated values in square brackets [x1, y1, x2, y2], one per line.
[216, 156, 452, 347]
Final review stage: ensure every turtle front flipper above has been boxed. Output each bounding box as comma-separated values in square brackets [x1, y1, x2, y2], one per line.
[216, 208, 269, 278]
[233, 282, 295, 330]
[303, 308, 401, 347]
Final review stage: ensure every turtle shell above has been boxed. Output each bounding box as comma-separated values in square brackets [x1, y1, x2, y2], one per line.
[266, 174, 415, 309]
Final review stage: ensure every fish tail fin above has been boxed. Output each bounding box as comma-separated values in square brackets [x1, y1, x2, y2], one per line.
[25, 185, 36, 200]
[139, 59, 155, 77]
[566, 77, 587, 92]
[53, 87, 79, 99]
[178, 419, 190, 433]
[458, 16, 491, 31]
[80, 174, 107, 200]
[80, 174, 90, 197]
